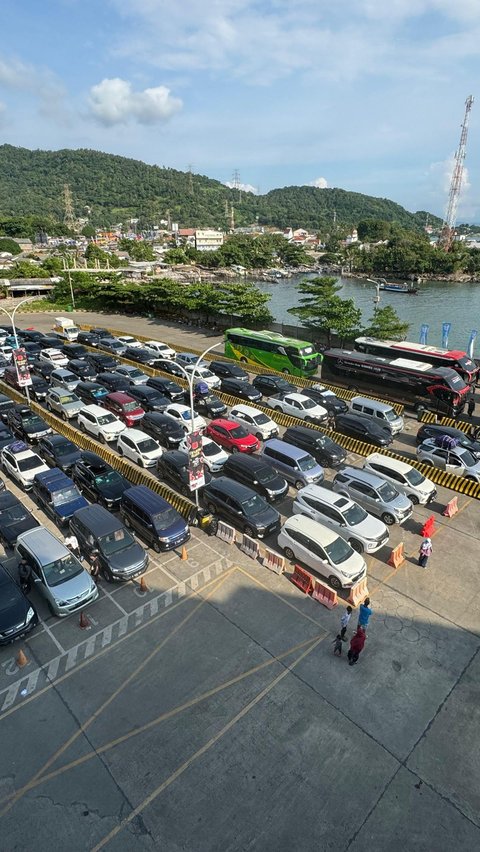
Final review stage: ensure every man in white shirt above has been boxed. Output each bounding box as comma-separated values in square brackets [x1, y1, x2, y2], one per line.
[340, 606, 353, 641]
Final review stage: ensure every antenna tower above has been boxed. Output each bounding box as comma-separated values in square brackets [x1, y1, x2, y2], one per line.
[440, 95, 474, 251]
[62, 183, 76, 231]
[232, 169, 242, 201]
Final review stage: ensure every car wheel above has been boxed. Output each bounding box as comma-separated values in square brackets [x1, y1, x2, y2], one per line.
[80, 421, 86, 433]
[101, 567, 113, 583]
[410, 495, 419, 505]
[117, 446, 123, 456]
[153, 541, 161, 553]
[304, 416, 312, 423]
[283, 546, 295, 561]
[207, 502, 216, 514]
[99, 433, 106, 444]
[61, 413, 68, 422]
[231, 446, 239, 453]
[274, 406, 282, 413]
[46, 402, 52, 412]
[255, 432, 263, 441]
[328, 575, 342, 590]
[381, 512, 396, 526]
[240, 357, 248, 363]
[294, 480, 304, 490]
[349, 539, 364, 554]
[423, 460, 434, 467]
[138, 458, 145, 467]
[244, 525, 255, 538]
[180, 484, 189, 496]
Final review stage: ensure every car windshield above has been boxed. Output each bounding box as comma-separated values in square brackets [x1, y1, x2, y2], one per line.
[18, 455, 42, 471]
[23, 416, 45, 430]
[52, 486, 81, 507]
[95, 470, 122, 486]
[458, 448, 477, 467]
[378, 482, 399, 502]
[256, 467, 278, 485]
[59, 395, 77, 405]
[325, 536, 353, 565]
[343, 503, 368, 526]
[405, 468, 425, 486]
[297, 454, 316, 472]
[55, 441, 76, 456]
[253, 413, 270, 425]
[99, 528, 135, 554]
[123, 401, 139, 412]
[153, 508, 180, 531]
[3, 505, 29, 524]
[98, 414, 116, 425]
[241, 494, 266, 516]
[43, 554, 83, 587]
[301, 398, 316, 410]
[203, 441, 220, 457]
[128, 369, 143, 378]
[92, 387, 105, 397]
[62, 373, 76, 382]
[384, 410, 398, 422]
[230, 425, 248, 438]
[137, 438, 158, 453]
[110, 341, 123, 349]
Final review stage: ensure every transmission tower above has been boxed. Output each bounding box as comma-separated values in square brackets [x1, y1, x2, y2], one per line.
[230, 204, 235, 231]
[232, 169, 242, 201]
[440, 95, 474, 251]
[62, 184, 76, 231]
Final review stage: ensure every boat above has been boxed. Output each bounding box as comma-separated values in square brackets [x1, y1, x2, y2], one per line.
[368, 278, 418, 294]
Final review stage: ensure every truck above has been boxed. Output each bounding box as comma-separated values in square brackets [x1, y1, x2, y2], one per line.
[52, 317, 79, 341]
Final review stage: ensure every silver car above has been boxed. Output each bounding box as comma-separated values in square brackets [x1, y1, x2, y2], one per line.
[49, 368, 80, 392]
[15, 527, 98, 617]
[417, 439, 480, 482]
[332, 466, 413, 526]
[46, 387, 84, 420]
[98, 337, 128, 356]
[114, 364, 150, 385]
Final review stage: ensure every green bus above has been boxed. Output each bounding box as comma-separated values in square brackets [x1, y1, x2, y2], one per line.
[224, 328, 321, 377]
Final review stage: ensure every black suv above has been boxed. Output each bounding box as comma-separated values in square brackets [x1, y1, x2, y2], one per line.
[416, 423, 480, 458]
[124, 347, 157, 366]
[0, 424, 15, 451]
[75, 381, 109, 404]
[72, 452, 131, 510]
[30, 360, 56, 382]
[7, 405, 51, 442]
[222, 454, 289, 503]
[146, 376, 184, 401]
[0, 560, 38, 644]
[37, 434, 82, 472]
[127, 385, 169, 413]
[29, 375, 50, 402]
[183, 390, 227, 418]
[334, 412, 393, 447]
[70, 504, 148, 583]
[301, 385, 348, 416]
[209, 361, 249, 382]
[0, 492, 39, 548]
[95, 372, 131, 393]
[67, 358, 97, 381]
[77, 331, 101, 346]
[154, 359, 185, 377]
[252, 375, 295, 397]
[157, 450, 211, 496]
[87, 352, 119, 372]
[141, 412, 184, 448]
[202, 477, 281, 539]
[60, 343, 89, 360]
[282, 425, 347, 467]
[220, 378, 262, 403]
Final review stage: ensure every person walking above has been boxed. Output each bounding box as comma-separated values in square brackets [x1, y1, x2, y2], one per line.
[89, 550, 101, 583]
[357, 597, 372, 632]
[18, 559, 32, 594]
[327, 411, 336, 431]
[332, 634, 343, 656]
[340, 606, 353, 640]
[64, 533, 80, 559]
[348, 627, 366, 666]
[468, 392, 475, 419]
[418, 537, 433, 568]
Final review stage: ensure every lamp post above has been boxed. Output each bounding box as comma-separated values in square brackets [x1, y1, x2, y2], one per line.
[172, 341, 223, 509]
[0, 296, 37, 404]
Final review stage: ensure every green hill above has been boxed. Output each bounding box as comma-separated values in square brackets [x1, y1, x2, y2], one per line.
[0, 144, 441, 232]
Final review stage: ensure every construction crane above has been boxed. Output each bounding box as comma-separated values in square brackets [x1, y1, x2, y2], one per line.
[440, 95, 474, 251]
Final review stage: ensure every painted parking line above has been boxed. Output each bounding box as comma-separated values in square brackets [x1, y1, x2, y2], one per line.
[0, 556, 230, 716]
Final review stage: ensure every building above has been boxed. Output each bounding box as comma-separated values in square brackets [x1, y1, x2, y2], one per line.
[195, 230, 224, 252]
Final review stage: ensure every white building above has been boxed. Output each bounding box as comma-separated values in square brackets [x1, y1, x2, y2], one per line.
[195, 229, 224, 252]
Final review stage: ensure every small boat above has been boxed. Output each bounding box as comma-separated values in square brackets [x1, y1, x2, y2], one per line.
[368, 278, 418, 294]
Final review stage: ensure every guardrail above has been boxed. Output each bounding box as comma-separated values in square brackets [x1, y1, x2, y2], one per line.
[419, 409, 473, 436]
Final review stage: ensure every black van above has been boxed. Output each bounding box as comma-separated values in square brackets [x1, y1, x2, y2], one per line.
[69, 504, 148, 582]
[283, 425, 347, 467]
[203, 477, 281, 539]
[222, 454, 289, 503]
[141, 412, 184, 448]
[120, 485, 190, 552]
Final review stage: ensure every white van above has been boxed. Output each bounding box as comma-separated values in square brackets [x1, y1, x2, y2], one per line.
[349, 396, 404, 435]
[363, 453, 437, 505]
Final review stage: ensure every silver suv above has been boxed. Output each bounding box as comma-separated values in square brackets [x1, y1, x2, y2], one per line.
[332, 466, 413, 526]
[293, 484, 389, 553]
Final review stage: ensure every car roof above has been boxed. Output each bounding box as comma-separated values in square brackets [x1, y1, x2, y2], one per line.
[0, 491, 21, 509]
[48, 433, 76, 446]
[105, 391, 136, 403]
[206, 475, 256, 500]
[264, 438, 309, 459]
[210, 418, 237, 430]
[284, 424, 321, 440]
[230, 404, 262, 416]
[42, 347, 63, 355]
[283, 392, 310, 401]
[283, 513, 338, 544]
[123, 485, 171, 513]
[298, 483, 353, 509]
[34, 468, 72, 490]
[78, 451, 111, 470]
[163, 450, 188, 465]
[225, 453, 269, 472]
[17, 526, 69, 560]
[339, 465, 388, 488]
[121, 428, 150, 442]
[351, 396, 395, 412]
[73, 504, 123, 535]
[366, 452, 413, 474]
[83, 403, 110, 416]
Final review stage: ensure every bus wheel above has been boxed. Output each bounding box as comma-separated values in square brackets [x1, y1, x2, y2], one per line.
[240, 357, 248, 363]
[282, 368, 290, 374]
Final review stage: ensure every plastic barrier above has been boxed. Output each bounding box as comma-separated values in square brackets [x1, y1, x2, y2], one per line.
[290, 565, 314, 595]
[387, 542, 405, 569]
[263, 549, 285, 574]
[443, 497, 459, 518]
[311, 580, 338, 609]
[347, 577, 369, 607]
[216, 520, 236, 545]
[240, 533, 260, 560]
[421, 515, 436, 538]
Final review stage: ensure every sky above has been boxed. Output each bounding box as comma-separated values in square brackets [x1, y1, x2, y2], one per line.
[0, 0, 479, 221]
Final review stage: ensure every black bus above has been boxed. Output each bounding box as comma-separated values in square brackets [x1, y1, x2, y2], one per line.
[354, 336, 479, 385]
[321, 349, 469, 417]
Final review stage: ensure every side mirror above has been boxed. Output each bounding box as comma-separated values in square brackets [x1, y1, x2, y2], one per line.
[33, 576, 42, 584]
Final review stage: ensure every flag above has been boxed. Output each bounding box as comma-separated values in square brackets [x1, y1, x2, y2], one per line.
[467, 329, 477, 359]
[442, 322, 451, 349]
[419, 324, 429, 345]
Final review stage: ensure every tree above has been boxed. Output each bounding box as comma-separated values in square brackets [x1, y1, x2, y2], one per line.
[288, 276, 353, 345]
[363, 306, 410, 340]
[357, 219, 392, 242]
[0, 237, 21, 255]
[81, 224, 96, 238]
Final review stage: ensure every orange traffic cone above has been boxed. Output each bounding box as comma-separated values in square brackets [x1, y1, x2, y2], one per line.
[139, 575, 148, 592]
[79, 610, 90, 630]
[180, 545, 188, 561]
[16, 649, 28, 668]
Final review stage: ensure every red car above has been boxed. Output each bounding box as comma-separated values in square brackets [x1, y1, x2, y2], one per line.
[102, 391, 145, 427]
[206, 418, 260, 453]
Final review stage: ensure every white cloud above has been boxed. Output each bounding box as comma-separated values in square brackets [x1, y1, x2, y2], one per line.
[224, 180, 258, 194]
[307, 177, 328, 188]
[88, 78, 182, 126]
[0, 56, 68, 123]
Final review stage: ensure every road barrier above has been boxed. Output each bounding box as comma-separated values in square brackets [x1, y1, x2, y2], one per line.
[290, 564, 314, 595]
[387, 542, 405, 569]
[421, 515, 436, 538]
[443, 497, 459, 518]
[263, 549, 285, 574]
[216, 520, 236, 545]
[419, 409, 473, 435]
[312, 580, 338, 609]
[347, 577, 369, 607]
[240, 533, 260, 560]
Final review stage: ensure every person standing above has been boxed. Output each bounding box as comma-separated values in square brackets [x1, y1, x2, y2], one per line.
[357, 597, 372, 632]
[89, 550, 101, 583]
[348, 627, 366, 666]
[418, 537, 433, 568]
[64, 533, 80, 559]
[18, 559, 32, 594]
[327, 411, 336, 431]
[332, 634, 343, 656]
[340, 606, 353, 640]
[468, 391, 475, 419]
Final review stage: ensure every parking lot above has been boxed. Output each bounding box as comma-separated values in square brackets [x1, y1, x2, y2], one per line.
[0, 311, 479, 850]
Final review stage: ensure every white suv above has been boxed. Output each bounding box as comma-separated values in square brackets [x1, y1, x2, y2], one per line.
[183, 364, 221, 390]
[78, 404, 125, 443]
[229, 404, 279, 441]
[270, 392, 328, 423]
[144, 340, 176, 359]
[363, 453, 437, 505]
[39, 348, 69, 367]
[163, 403, 206, 433]
[1, 441, 49, 489]
[117, 428, 163, 467]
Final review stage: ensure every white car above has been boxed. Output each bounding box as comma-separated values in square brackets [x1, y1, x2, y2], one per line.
[0, 345, 13, 360]
[39, 348, 69, 368]
[269, 392, 328, 423]
[180, 435, 228, 473]
[416, 439, 480, 481]
[117, 428, 163, 467]
[229, 404, 279, 441]
[117, 335, 142, 349]
[78, 404, 126, 443]
[144, 340, 176, 359]
[1, 441, 49, 489]
[183, 364, 221, 390]
[163, 403, 206, 433]
[114, 364, 149, 385]
[363, 453, 437, 505]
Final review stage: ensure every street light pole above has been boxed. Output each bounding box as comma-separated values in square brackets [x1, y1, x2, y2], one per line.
[0, 296, 37, 405]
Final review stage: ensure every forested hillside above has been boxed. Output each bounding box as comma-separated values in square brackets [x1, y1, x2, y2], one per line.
[0, 144, 441, 232]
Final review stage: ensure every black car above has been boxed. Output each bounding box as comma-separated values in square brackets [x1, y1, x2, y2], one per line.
[87, 352, 119, 372]
[38, 335, 63, 350]
[127, 385, 169, 413]
[22, 341, 42, 360]
[77, 331, 101, 346]
[0, 560, 38, 644]
[30, 360, 56, 382]
[146, 376, 184, 401]
[282, 425, 347, 467]
[220, 378, 262, 403]
[157, 450, 211, 497]
[60, 343, 89, 360]
[301, 386, 348, 415]
[75, 381, 109, 404]
[6, 405, 51, 442]
[203, 476, 281, 539]
[72, 452, 131, 510]
[67, 358, 97, 381]
[252, 374, 296, 397]
[141, 412, 184, 449]
[222, 454, 289, 503]
[0, 393, 15, 423]
[29, 375, 50, 402]
[95, 372, 131, 393]
[416, 423, 480, 458]
[89, 327, 111, 339]
[124, 347, 157, 366]
[0, 492, 39, 548]
[334, 412, 393, 447]
[0, 425, 15, 451]
[154, 359, 185, 377]
[38, 434, 82, 472]
[209, 361, 249, 382]
[183, 390, 227, 418]
[18, 329, 44, 343]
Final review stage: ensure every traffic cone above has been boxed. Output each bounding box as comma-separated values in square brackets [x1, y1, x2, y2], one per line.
[16, 649, 28, 668]
[180, 545, 188, 561]
[139, 575, 148, 592]
[79, 610, 90, 630]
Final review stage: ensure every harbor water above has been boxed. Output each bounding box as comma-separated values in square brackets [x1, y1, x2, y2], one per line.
[253, 274, 479, 352]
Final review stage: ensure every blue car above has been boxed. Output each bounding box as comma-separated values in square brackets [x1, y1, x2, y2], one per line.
[120, 485, 190, 552]
[31, 468, 89, 527]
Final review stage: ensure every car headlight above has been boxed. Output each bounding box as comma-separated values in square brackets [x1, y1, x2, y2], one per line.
[26, 607, 35, 622]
